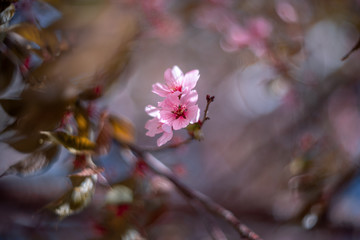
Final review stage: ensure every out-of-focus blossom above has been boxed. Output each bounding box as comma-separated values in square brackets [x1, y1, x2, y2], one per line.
[194, 3, 273, 57]
[159, 91, 200, 130]
[276, 1, 298, 23]
[150, 175, 174, 194]
[123, 0, 183, 42]
[152, 65, 200, 97]
[224, 17, 272, 56]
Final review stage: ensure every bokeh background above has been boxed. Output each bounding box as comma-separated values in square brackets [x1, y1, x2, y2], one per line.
[1, 0, 360, 239]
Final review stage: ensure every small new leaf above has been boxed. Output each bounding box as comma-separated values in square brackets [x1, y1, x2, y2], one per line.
[186, 122, 203, 141]
[46, 175, 97, 219]
[40, 131, 95, 154]
[0, 4, 15, 25]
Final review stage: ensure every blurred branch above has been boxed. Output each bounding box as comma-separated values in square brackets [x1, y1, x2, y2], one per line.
[298, 163, 360, 229]
[187, 195, 229, 240]
[125, 143, 263, 240]
[144, 137, 193, 152]
[342, 36, 360, 61]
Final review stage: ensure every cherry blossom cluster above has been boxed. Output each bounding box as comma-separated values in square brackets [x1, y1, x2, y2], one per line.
[195, 2, 272, 56]
[145, 66, 200, 146]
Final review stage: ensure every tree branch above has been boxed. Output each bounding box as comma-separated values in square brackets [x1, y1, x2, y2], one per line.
[125, 143, 263, 240]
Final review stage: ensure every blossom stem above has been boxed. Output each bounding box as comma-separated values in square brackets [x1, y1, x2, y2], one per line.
[144, 137, 193, 152]
[202, 95, 215, 126]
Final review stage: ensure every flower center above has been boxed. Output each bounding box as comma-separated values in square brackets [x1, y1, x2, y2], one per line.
[171, 85, 182, 93]
[171, 105, 187, 119]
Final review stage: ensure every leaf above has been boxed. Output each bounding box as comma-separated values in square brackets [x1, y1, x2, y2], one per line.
[2, 32, 33, 62]
[73, 102, 90, 137]
[186, 122, 203, 141]
[0, 99, 24, 117]
[0, 52, 17, 95]
[46, 175, 97, 219]
[40, 130, 96, 154]
[105, 185, 133, 205]
[9, 24, 44, 48]
[7, 133, 45, 153]
[95, 111, 112, 155]
[108, 115, 135, 144]
[9, 23, 61, 57]
[1, 145, 58, 177]
[0, 3, 15, 25]
[28, 3, 139, 96]
[342, 36, 360, 60]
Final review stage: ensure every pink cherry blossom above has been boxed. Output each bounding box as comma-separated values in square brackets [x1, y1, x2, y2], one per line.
[159, 91, 200, 130]
[152, 66, 200, 97]
[276, 1, 298, 23]
[145, 105, 174, 146]
[223, 17, 272, 56]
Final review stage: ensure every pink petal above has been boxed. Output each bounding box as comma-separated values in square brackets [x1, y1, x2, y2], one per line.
[186, 105, 200, 123]
[160, 92, 181, 110]
[157, 130, 173, 146]
[183, 70, 200, 91]
[227, 25, 251, 46]
[145, 118, 163, 137]
[162, 124, 172, 133]
[145, 105, 160, 118]
[182, 90, 198, 105]
[160, 110, 176, 123]
[171, 65, 183, 80]
[172, 117, 189, 130]
[152, 83, 170, 97]
[276, 1, 298, 23]
[164, 68, 177, 88]
[248, 17, 272, 39]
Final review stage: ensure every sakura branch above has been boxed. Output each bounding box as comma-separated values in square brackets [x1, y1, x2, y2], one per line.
[145, 93, 215, 152]
[139, 66, 262, 239]
[123, 145, 262, 240]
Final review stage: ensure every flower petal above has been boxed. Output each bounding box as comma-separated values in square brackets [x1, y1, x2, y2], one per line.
[162, 124, 172, 133]
[152, 83, 170, 97]
[145, 118, 163, 137]
[171, 65, 183, 80]
[183, 70, 199, 91]
[160, 110, 176, 123]
[186, 105, 200, 123]
[145, 105, 160, 118]
[182, 90, 198, 105]
[172, 117, 189, 130]
[157, 130, 173, 146]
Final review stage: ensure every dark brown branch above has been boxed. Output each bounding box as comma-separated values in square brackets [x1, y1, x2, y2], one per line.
[342, 36, 360, 61]
[126, 143, 263, 240]
[144, 137, 193, 152]
[202, 95, 215, 125]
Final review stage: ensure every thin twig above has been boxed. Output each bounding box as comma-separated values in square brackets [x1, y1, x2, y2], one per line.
[202, 95, 215, 125]
[125, 143, 262, 240]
